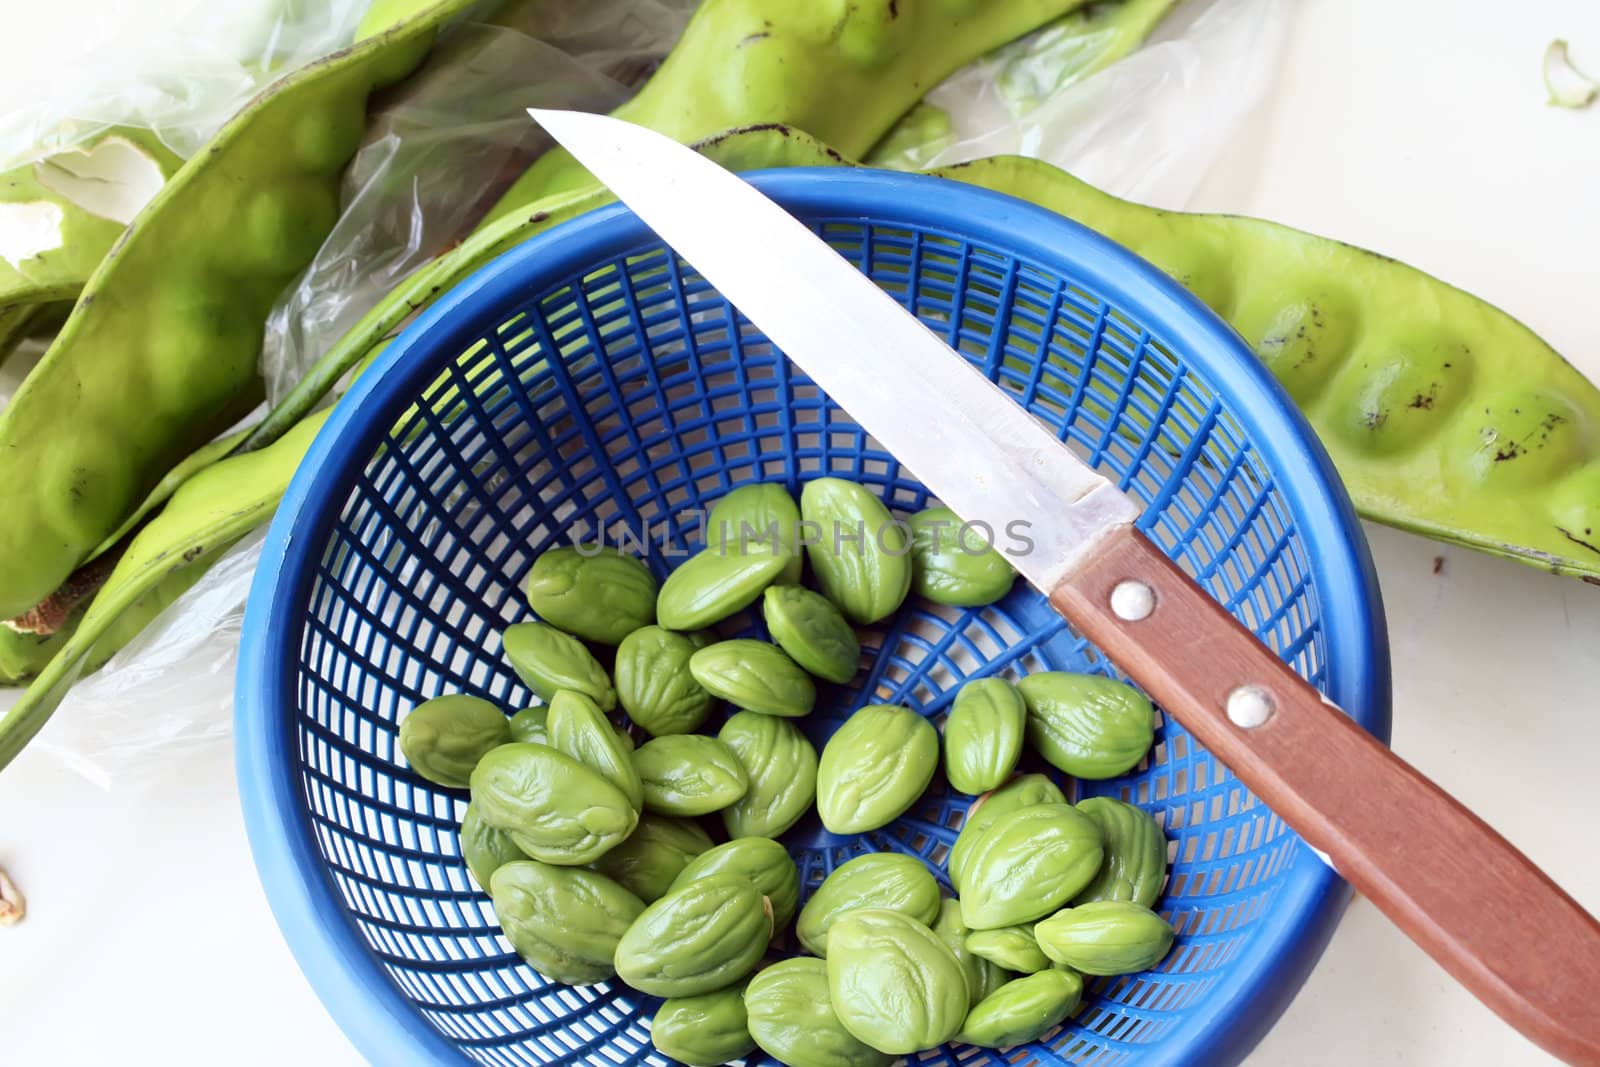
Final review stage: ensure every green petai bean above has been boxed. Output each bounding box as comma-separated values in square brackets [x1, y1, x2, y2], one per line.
[669, 836, 802, 930]
[1018, 671, 1155, 780]
[933, 897, 1007, 1008]
[40, 140, 844, 715]
[523, 545, 657, 645]
[500, 622, 616, 709]
[1072, 795, 1168, 908]
[0, 0, 472, 623]
[907, 505, 1018, 608]
[590, 814, 713, 904]
[506, 707, 549, 745]
[946, 772, 1067, 890]
[955, 968, 1083, 1049]
[1034, 899, 1175, 976]
[398, 694, 511, 789]
[614, 625, 713, 736]
[460, 802, 528, 892]
[470, 742, 638, 865]
[546, 689, 643, 811]
[966, 925, 1052, 974]
[800, 479, 912, 626]
[632, 734, 750, 817]
[744, 957, 892, 1067]
[718, 709, 819, 840]
[651, 983, 757, 1066]
[957, 803, 1104, 929]
[825, 908, 969, 1054]
[489, 859, 644, 986]
[705, 482, 803, 584]
[816, 704, 939, 834]
[762, 584, 860, 684]
[657, 546, 788, 632]
[689, 639, 816, 718]
[614, 877, 773, 997]
[943, 677, 1028, 795]
[795, 852, 941, 958]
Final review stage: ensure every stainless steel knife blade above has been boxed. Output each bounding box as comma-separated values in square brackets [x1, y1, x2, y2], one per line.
[526, 108, 1140, 593]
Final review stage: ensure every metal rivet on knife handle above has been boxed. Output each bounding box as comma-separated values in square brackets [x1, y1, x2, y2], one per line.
[1226, 685, 1275, 729]
[1109, 579, 1155, 621]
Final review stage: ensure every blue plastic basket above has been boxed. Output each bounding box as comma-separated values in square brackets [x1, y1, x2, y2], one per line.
[237, 169, 1390, 1066]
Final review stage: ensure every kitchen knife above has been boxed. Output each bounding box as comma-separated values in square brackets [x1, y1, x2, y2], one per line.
[529, 108, 1600, 1065]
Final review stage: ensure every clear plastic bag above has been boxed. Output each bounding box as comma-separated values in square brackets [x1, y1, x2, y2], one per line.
[895, 0, 1291, 206]
[0, 0, 367, 168]
[41, 0, 1290, 786]
[1, 1, 366, 401]
[261, 0, 700, 403]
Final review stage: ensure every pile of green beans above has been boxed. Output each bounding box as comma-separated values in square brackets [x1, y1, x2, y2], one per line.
[388, 477, 1175, 1060]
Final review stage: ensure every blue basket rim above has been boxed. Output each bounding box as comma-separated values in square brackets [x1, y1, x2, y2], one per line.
[236, 167, 1392, 1067]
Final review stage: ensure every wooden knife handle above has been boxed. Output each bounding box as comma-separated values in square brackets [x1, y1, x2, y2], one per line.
[1051, 525, 1600, 1066]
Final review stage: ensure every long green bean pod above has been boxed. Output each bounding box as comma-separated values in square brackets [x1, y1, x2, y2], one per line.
[0, 0, 476, 622]
[478, 0, 1100, 222]
[0, 411, 329, 769]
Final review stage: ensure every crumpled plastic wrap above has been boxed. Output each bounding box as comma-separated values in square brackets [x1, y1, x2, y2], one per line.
[0, 0, 368, 168]
[36, 0, 1289, 786]
[878, 0, 1290, 205]
[261, 0, 700, 403]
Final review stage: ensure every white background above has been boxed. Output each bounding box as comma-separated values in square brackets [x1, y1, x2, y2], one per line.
[3, 1, 1599, 1064]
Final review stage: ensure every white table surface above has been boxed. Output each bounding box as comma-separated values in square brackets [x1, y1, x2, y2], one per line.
[3, 1, 1599, 1064]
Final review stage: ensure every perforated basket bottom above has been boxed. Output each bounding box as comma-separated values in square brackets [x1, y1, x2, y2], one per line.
[245, 174, 1384, 1067]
